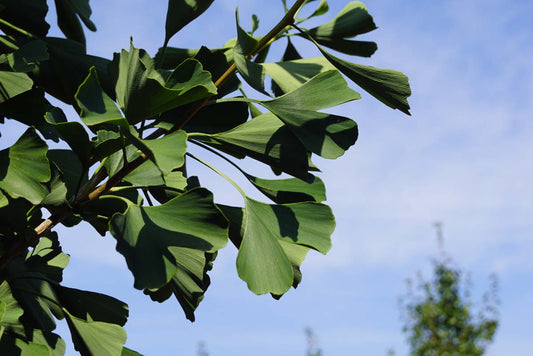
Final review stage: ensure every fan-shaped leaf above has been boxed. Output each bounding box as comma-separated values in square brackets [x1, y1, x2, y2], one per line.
[224, 198, 334, 295]
[0, 128, 50, 204]
[165, 0, 214, 44]
[109, 188, 228, 290]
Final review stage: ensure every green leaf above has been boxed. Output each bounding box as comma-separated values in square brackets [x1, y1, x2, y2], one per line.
[301, 29, 412, 114]
[145, 249, 216, 322]
[225, 198, 334, 295]
[244, 173, 326, 204]
[193, 112, 311, 180]
[176, 101, 249, 134]
[45, 107, 93, 163]
[313, 38, 377, 57]
[0, 281, 24, 334]
[305, 1, 377, 40]
[0, 71, 33, 104]
[164, 0, 214, 44]
[5, 40, 49, 72]
[123, 130, 187, 176]
[47, 149, 86, 204]
[109, 188, 228, 290]
[54, 0, 96, 45]
[233, 11, 267, 95]
[0, 128, 50, 204]
[307, 0, 329, 19]
[64, 309, 127, 356]
[55, 286, 128, 326]
[0, 0, 50, 38]
[121, 347, 143, 356]
[236, 70, 360, 158]
[35, 38, 112, 105]
[260, 56, 334, 95]
[75, 66, 127, 128]
[0, 89, 62, 142]
[251, 14, 259, 35]
[109, 43, 217, 123]
[0, 329, 66, 356]
[41, 166, 69, 206]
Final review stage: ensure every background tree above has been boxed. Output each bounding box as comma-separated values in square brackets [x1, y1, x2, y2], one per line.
[0, 0, 411, 354]
[400, 224, 499, 356]
[305, 327, 323, 356]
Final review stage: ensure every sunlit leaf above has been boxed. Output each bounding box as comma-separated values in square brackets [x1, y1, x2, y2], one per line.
[0, 71, 33, 104]
[305, 1, 377, 40]
[64, 309, 127, 356]
[222, 198, 334, 295]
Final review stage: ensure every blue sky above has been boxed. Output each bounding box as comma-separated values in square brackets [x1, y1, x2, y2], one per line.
[5, 0, 531, 355]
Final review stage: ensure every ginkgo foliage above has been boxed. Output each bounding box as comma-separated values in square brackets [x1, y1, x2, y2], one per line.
[0, 0, 411, 354]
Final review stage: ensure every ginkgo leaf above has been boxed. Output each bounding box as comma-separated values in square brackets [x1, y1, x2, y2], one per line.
[0, 128, 50, 204]
[109, 43, 217, 123]
[0, 71, 33, 104]
[192, 112, 311, 180]
[221, 198, 334, 295]
[64, 309, 127, 356]
[144, 248, 216, 322]
[75, 66, 127, 128]
[108, 188, 228, 290]
[165, 0, 214, 45]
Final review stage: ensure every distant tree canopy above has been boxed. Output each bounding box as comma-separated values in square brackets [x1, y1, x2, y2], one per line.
[400, 234, 499, 356]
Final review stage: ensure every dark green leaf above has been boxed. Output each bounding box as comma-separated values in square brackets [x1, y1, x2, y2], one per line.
[47, 149, 86, 203]
[0, 128, 50, 204]
[5, 40, 49, 72]
[244, 173, 326, 204]
[165, 0, 214, 44]
[45, 107, 92, 163]
[159, 101, 249, 134]
[192, 112, 311, 180]
[109, 188, 228, 289]
[109, 43, 217, 123]
[55, 286, 128, 326]
[314, 38, 377, 57]
[145, 249, 216, 322]
[75, 66, 127, 128]
[122, 347, 143, 356]
[316, 44, 411, 114]
[54, 0, 96, 45]
[233, 11, 267, 95]
[0, 89, 62, 142]
[0, 0, 49, 38]
[34, 38, 112, 105]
